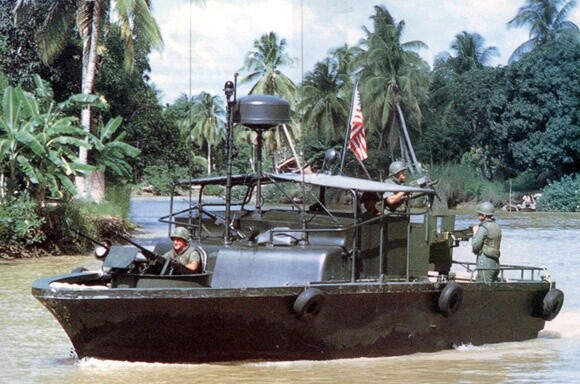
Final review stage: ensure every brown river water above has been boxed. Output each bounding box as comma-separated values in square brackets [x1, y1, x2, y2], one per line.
[1, 197, 579, 383]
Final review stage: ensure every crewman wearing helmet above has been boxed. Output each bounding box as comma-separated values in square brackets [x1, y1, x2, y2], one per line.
[383, 161, 410, 211]
[471, 202, 502, 282]
[161, 227, 201, 274]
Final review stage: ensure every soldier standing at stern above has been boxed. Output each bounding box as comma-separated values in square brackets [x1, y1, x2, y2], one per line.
[471, 202, 502, 282]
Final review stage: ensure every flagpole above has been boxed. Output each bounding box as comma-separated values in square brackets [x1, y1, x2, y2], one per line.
[339, 80, 359, 174]
[355, 155, 372, 179]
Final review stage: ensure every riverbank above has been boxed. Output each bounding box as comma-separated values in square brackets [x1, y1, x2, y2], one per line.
[0, 213, 134, 260]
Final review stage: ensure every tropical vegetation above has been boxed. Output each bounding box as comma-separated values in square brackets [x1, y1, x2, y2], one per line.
[1, 0, 580, 258]
[507, 0, 579, 63]
[358, 5, 429, 174]
[13, 0, 167, 200]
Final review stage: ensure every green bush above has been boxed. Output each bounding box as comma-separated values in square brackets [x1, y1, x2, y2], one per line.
[0, 193, 45, 246]
[40, 186, 134, 255]
[536, 174, 580, 212]
[203, 184, 223, 197]
[0, 183, 134, 256]
[41, 200, 96, 254]
[509, 170, 542, 192]
[143, 163, 190, 195]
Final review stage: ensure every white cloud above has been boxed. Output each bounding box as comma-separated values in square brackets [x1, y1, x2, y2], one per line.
[149, 0, 580, 104]
[150, 0, 297, 103]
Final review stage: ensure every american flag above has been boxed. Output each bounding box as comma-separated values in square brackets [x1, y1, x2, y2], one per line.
[348, 86, 367, 161]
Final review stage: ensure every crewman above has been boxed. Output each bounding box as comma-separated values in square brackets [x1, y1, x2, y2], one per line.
[161, 227, 201, 274]
[360, 192, 382, 221]
[471, 202, 502, 282]
[383, 161, 410, 211]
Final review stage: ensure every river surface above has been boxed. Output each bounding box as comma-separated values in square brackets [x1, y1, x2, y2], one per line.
[1, 196, 579, 383]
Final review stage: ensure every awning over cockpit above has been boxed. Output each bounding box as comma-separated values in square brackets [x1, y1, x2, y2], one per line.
[267, 172, 433, 194]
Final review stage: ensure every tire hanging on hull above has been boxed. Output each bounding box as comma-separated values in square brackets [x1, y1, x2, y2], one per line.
[294, 288, 325, 321]
[438, 282, 463, 318]
[541, 288, 564, 321]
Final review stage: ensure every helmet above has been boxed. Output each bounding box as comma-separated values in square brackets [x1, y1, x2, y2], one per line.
[170, 227, 190, 241]
[388, 161, 408, 177]
[476, 202, 495, 216]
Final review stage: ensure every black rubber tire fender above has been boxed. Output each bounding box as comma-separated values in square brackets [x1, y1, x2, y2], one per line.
[294, 288, 325, 321]
[438, 282, 463, 318]
[542, 288, 564, 321]
[71, 266, 88, 273]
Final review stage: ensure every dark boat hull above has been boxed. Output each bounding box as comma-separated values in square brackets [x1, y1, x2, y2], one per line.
[33, 273, 549, 363]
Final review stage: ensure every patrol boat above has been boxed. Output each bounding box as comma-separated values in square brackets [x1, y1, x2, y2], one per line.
[31, 83, 564, 364]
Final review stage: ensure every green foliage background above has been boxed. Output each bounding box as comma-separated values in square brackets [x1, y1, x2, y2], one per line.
[0, 193, 45, 246]
[0, 0, 579, 253]
[537, 174, 580, 212]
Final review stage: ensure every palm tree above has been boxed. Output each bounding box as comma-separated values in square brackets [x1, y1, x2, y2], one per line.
[508, 0, 580, 63]
[298, 59, 349, 143]
[298, 45, 361, 144]
[13, 0, 191, 199]
[358, 5, 430, 174]
[239, 32, 298, 170]
[331, 44, 363, 84]
[182, 92, 226, 175]
[239, 32, 297, 100]
[440, 31, 499, 75]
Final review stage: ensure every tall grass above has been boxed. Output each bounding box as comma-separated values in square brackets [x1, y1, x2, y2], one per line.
[427, 163, 506, 208]
[80, 184, 132, 219]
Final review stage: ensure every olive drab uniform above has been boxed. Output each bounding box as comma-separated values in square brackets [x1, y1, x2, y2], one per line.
[472, 218, 502, 282]
[161, 246, 201, 275]
[383, 177, 405, 212]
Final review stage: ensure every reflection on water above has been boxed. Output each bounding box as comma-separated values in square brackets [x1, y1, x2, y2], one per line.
[1, 200, 579, 383]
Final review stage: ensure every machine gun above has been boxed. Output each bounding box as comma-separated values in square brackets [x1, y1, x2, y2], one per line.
[408, 176, 439, 199]
[411, 175, 438, 189]
[440, 227, 474, 247]
[111, 231, 192, 275]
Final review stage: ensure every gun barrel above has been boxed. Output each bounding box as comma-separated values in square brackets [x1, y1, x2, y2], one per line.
[112, 231, 163, 263]
[71, 229, 110, 249]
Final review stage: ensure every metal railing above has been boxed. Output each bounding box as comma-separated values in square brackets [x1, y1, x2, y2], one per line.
[453, 261, 550, 282]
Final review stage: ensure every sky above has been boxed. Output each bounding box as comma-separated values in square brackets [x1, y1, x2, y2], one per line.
[148, 0, 580, 104]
